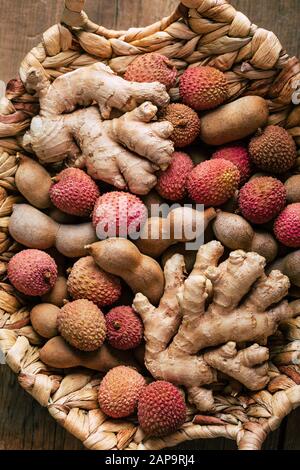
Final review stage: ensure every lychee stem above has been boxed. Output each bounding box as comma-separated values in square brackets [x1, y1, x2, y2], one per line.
[43, 271, 53, 284]
[113, 321, 121, 331]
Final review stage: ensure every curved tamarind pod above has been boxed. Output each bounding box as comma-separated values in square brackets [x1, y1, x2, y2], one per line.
[9, 204, 97, 258]
[136, 207, 216, 258]
[86, 238, 164, 305]
[9, 204, 58, 250]
[40, 336, 139, 371]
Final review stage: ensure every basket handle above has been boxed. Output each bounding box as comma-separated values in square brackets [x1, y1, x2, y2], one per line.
[61, 0, 201, 27]
[62, 0, 86, 27]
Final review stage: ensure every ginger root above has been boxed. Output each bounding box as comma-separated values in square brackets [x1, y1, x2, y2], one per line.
[22, 63, 174, 195]
[133, 241, 295, 412]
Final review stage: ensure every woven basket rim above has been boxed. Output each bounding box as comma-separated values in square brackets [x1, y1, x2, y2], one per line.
[61, 0, 183, 38]
[1, 0, 300, 451]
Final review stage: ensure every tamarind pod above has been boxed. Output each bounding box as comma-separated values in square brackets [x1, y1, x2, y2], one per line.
[42, 276, 68, 307]
[15, 155, 52, 209]
[40, 336, 139, 371]
[56, 223, 97, 258]
[87, 238, 164, 305]
[136, 207, 216, 258]
[9, 204, 58, 250]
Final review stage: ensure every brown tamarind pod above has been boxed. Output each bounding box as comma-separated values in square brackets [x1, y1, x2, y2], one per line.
[9, 204, 58, 250]
[86, 238, 164, 305]
[42, 276, 68, 307]
[9, 204, 97, 258]
[213, 211, 254, 251]
[15, 156, 52, 209]
[30, 304, 59, 339]
[56, 223, 97, 258]
[250, 231, 278, 264]
[136, 207, 216, 258]
[39, 336, 139, 371]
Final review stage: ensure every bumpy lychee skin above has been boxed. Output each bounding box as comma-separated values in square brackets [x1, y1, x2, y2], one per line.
[274, 203, 300, 248]
[49, 168, 100, 217]
[249, 126, 297, 174]
[238, 177, 286, 225]
[138, 381, 186, 437]
[92, 191, 148, 238]
[8, 249, 57, 297]
[124, 53, 177, 89]
[156, 152, 194, 201]
[187, 159, 240, 206]
[179, 66, 228, 111]
[98, 366, 146, 418]
[57, 299, 106, 351]
[67, 256, 121, 307]
[161, 103, 201, 148]
[106, 306, 144, 350]
[212, 145, 252, 186]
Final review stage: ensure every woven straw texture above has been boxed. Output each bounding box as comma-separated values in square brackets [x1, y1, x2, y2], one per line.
[1, 0, 300, 450]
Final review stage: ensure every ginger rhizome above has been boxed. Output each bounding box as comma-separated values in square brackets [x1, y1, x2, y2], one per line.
[22, 63, 174, 195]
[133, 241, 296, 412]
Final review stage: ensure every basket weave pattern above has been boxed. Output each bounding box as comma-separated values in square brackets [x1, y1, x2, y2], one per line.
[1, 0, 300, 450]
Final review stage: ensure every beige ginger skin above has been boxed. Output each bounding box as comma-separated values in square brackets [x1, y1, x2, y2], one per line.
[133, 241, 297, 412]
[22, 63, 175, 195]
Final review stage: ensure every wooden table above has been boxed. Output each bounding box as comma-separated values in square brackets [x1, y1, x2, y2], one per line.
[0, 0, 300, 450]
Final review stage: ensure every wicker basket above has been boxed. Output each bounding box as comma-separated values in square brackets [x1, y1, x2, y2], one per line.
[1, 0, 300, 451]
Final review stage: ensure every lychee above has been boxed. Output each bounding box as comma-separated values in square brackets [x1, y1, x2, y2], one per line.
[212, 145, 252, 186]
[249, 126, 297, 174]
[57, 299, 106, 352]
[124, 53, 177, 89]
[49, 168, 100, 217]
[92, 191, 148, 238]
[238, 177, 286, 224]
[67, 256, 121, 307]
[274, 203, 300, 248]
[156, 152, 194, 201]
[179, 66, 228, 111]
[8, 249, 58, 296]
[161, 103, 201, 148]
[106, 306, 144, 350]
[138, 381, 186, 437]
[98, 366, 146, 418]
[187, 158, 240, 206]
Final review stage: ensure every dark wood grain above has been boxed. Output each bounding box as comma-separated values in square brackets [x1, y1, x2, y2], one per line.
[0, 366, 84, 450]
[0, 0, 300, 450]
